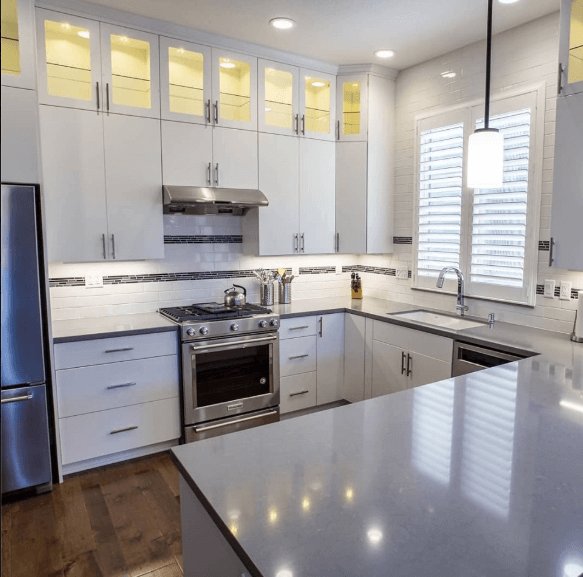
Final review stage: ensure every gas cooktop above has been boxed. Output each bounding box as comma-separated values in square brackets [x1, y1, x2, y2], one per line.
[159, 302, 272, 323]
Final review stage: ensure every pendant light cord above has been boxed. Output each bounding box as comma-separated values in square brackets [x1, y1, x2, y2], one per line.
[484, 0, 494, 129]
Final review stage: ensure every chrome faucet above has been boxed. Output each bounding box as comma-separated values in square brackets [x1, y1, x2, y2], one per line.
[436, 266, 469, 316]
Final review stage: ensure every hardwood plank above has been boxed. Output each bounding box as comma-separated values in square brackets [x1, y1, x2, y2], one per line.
[1, 504, 13, 577]
[62, 551, 103, 577]
[156, 453, 180, 498]
[138, 560, 182, 577]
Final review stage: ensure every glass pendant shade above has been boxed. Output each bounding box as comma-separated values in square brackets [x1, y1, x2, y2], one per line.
[467, 127, 504, 188]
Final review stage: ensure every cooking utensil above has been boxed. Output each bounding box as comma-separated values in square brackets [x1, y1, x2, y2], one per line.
[224, 284, 247, 307]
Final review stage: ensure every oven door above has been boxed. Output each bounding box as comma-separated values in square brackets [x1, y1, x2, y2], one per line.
[182, 333, 280, 425]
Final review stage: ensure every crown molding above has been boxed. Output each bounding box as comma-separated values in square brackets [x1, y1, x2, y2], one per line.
[337, 63, 398, 80]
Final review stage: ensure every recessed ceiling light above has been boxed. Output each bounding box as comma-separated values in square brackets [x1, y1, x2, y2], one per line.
[220, 60, 237, 69]
[374, 49, 395, 59]
[270, 17, 295, 30]
[77, 30, 90, 39]
[311, 81, 326, 88]
[498, 0, 520, 4]
[441, 70, 456, 79]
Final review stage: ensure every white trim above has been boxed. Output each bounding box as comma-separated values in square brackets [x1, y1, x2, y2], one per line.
[337, 63, 398, 80]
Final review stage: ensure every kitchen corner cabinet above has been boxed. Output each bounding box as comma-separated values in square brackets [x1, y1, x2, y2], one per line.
[1, 0, 36, 89]
[336, 74, 368, 141]
[316, 314, 345, 405]
[335, 73, 395, 254]
[36, 9, 160, 118]
[40, 105, 164, 262]
[243, 134, 335, 255]
[343, 314, 366, 402]
[559, 0, 583, 96]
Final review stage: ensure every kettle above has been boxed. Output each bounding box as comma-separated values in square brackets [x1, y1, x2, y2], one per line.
[224, 284, 247, 307]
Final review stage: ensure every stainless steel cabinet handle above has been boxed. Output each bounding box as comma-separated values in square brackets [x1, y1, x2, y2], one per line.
[401, 351, 406, 375]
[110, 425, 138, 435]
[111, 233, 116, 259]
[190, 335, 277, 352]
[106, 382, 137, 390]
[336, 120, 340, 140]
[194, 409, 278, 432]
[288, 325, 309, 331]
[96, 81, 100, 110]
[289, 354, 309, 360]
[205, 99, 211, 123]
[207, 162, 212, 185]
[300, 233, 305, 253]
[102, 233, 107, 259]
[104, 347, 134, 353]
[294, 233, 299, 253]
[214, 162, 219, 186]
[557, 63, 565, 95]
[227, 402, 244, 411]
[1, 393, 33, 404]
[213, 100, 219, 124]
[301, 114, 305, 135]
[336, 232, 340, 253]
[290, 390, 309, 397]
[294, 113, 299, 134]
[406, 353, 412, 377]
[549, 237, 555, 266]
[318, 316, 323, 337]
[106, 82, 110, 112]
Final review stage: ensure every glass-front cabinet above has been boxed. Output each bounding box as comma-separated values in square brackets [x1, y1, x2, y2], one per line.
[258, 60, 299, 135]
[560, 0, 583, 95]
[211, 49, 257, 130]
[300, 69, 336, 140]
[336, 74, 368, 141]
[1, 0, 35, 89]
[160, 37, 211, 123]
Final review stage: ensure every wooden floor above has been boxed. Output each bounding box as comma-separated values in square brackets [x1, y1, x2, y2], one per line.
[1, 453, 183, 577]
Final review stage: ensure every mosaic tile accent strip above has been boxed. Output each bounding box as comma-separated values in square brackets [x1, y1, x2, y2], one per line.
[164, 235, 242, 244]
[393, 236, 413, 245]
[538, 240, 550, 251]
[299, 266, 336, 275]
[536, 284, 580, 299]
[342, 265, 399, 277]
[49, 277, 85, 287]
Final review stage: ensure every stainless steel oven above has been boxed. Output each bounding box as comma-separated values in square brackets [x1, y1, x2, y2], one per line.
[182, 332, 280, 442]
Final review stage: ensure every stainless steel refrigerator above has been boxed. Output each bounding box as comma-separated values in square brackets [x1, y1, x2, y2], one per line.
[1, 183, 53, 494]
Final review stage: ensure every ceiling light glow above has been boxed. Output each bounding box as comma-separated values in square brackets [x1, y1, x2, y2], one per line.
[374, 49, 395, 59]
[220, 60, 237, 69]
[498, 0, 520, 4]
[311, 81, 326, 88]
[270, 17, 295, 30]
[441, 70, 456, 79]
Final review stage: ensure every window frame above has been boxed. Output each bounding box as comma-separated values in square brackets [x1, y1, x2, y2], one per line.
[412, 84, 545, 306]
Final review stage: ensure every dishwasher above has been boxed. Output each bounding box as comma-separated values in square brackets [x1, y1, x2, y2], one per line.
[452, 341, 525, 376]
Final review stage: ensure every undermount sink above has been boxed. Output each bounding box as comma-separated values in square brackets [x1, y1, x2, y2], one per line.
[389, 310, 487, 331]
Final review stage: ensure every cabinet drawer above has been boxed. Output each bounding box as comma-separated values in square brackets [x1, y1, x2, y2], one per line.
[279, 316, 318, 339]
[280, 372, 317, 414]
[280, 336, 317, 376]
[54, 331, 178, 369]
[59, 397, 180, 465]
[372, 321, 453, 362]
[56, 355, 179, 418]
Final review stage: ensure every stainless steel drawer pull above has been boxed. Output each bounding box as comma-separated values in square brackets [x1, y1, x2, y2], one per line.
[106, 382, 137, 390]
[288, 325, 309, 331]
[191, 335, 276, 352]
[110, 425, 138, 435]
[227, 402, 244, 411]
[104, 347, 134, 353]
[289, 354, 309, 360]
[1, 393, 33, 404]
[289, 390, 309, 397]
[194, 409, 278, 433]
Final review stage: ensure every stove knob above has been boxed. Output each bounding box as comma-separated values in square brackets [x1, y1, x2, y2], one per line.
[186, 328, 195, 337]
[199, 327, 209, 336]
[231, 323, 240, 332]
[258, 320, 268, 328]
[270, 318, 279, 328]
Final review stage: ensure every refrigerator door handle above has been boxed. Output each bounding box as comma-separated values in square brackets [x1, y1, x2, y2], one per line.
[1, 393, 33, 404]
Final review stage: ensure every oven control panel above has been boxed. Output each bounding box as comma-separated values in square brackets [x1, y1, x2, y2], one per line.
[181, 314, 280, 341]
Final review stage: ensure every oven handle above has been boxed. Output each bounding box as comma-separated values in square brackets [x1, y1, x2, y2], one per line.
[190, 335, 277, 352]
[193, 409, 279, 433]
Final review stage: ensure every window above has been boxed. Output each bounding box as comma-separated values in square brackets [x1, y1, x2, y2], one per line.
[413, 90, 542, 305]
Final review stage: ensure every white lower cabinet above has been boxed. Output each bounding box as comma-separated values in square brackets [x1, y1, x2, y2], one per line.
[343, 314, 366, 402]
[371, 340, 407, 397]
[280, 372, 317, 413]
[316, 313, 345, 405]
[54, 332, 180, 472]
[280, 336, 317, 377]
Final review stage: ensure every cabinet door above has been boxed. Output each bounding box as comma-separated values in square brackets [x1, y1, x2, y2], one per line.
[343, 314, 366, 403]
[258, 60, 299, 136]
[104, 114, 164, 260]
[1, 0, 35, 89]
[336, 74, 367, 141]
[212, 126, 258, 189]
[559, 0, 583, 96]
[300, 69, 336, 141]
[316, 314, 345, 405]
[160, 36, 212, 124]
[36, 9, 101, 110]
[161, 120, 213, 186]
[299, 138, 335, 254]
[409, 352, 451, 388]
[212, 49, 257, 131]
[1, 85, 39, 183]
[336, 141, 367, 253]
[551, 91, 583, 270]
[100, 23, 160, 118]
[39, 105, 108, 262]
[371, 340, 407, 398]
[257, 133, 300, 255]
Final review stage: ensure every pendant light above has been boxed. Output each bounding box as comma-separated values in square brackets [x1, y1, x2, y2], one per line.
[467, 0, 504, 189]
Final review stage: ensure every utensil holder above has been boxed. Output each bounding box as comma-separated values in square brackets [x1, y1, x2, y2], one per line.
[278, 283, 292, 304]
[260, 283, 274, 306]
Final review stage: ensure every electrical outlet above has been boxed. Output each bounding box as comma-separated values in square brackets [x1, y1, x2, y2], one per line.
[559, 280, 572, 301]
[544, 279, 556, 298]
[396, 267, 409, 280]
[85, 274, 103, 289]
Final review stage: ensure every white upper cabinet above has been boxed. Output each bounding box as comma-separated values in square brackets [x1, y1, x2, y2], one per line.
[258, 60, 299, 136]
[36, 9, 101, 110]
[1, 0, 36, 89]
[160, 36, 211, 124]
[211, 49, 257, 131]
[336, 74, 367, 141]
[559, 0, 583, 96]
[100, 23, 160, 118]
[212, 127, 258, 189]
[299, 68, 336, 141]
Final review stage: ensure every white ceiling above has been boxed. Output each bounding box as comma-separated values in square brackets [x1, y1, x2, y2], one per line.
[87, 0, 559, 69]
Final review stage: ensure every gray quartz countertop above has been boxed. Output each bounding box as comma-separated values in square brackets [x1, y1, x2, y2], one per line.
[172, 353, 583, 577]
[51, 312, 178, 343]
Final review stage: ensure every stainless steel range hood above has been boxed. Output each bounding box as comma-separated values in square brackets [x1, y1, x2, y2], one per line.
[163, 185, 268, 216]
